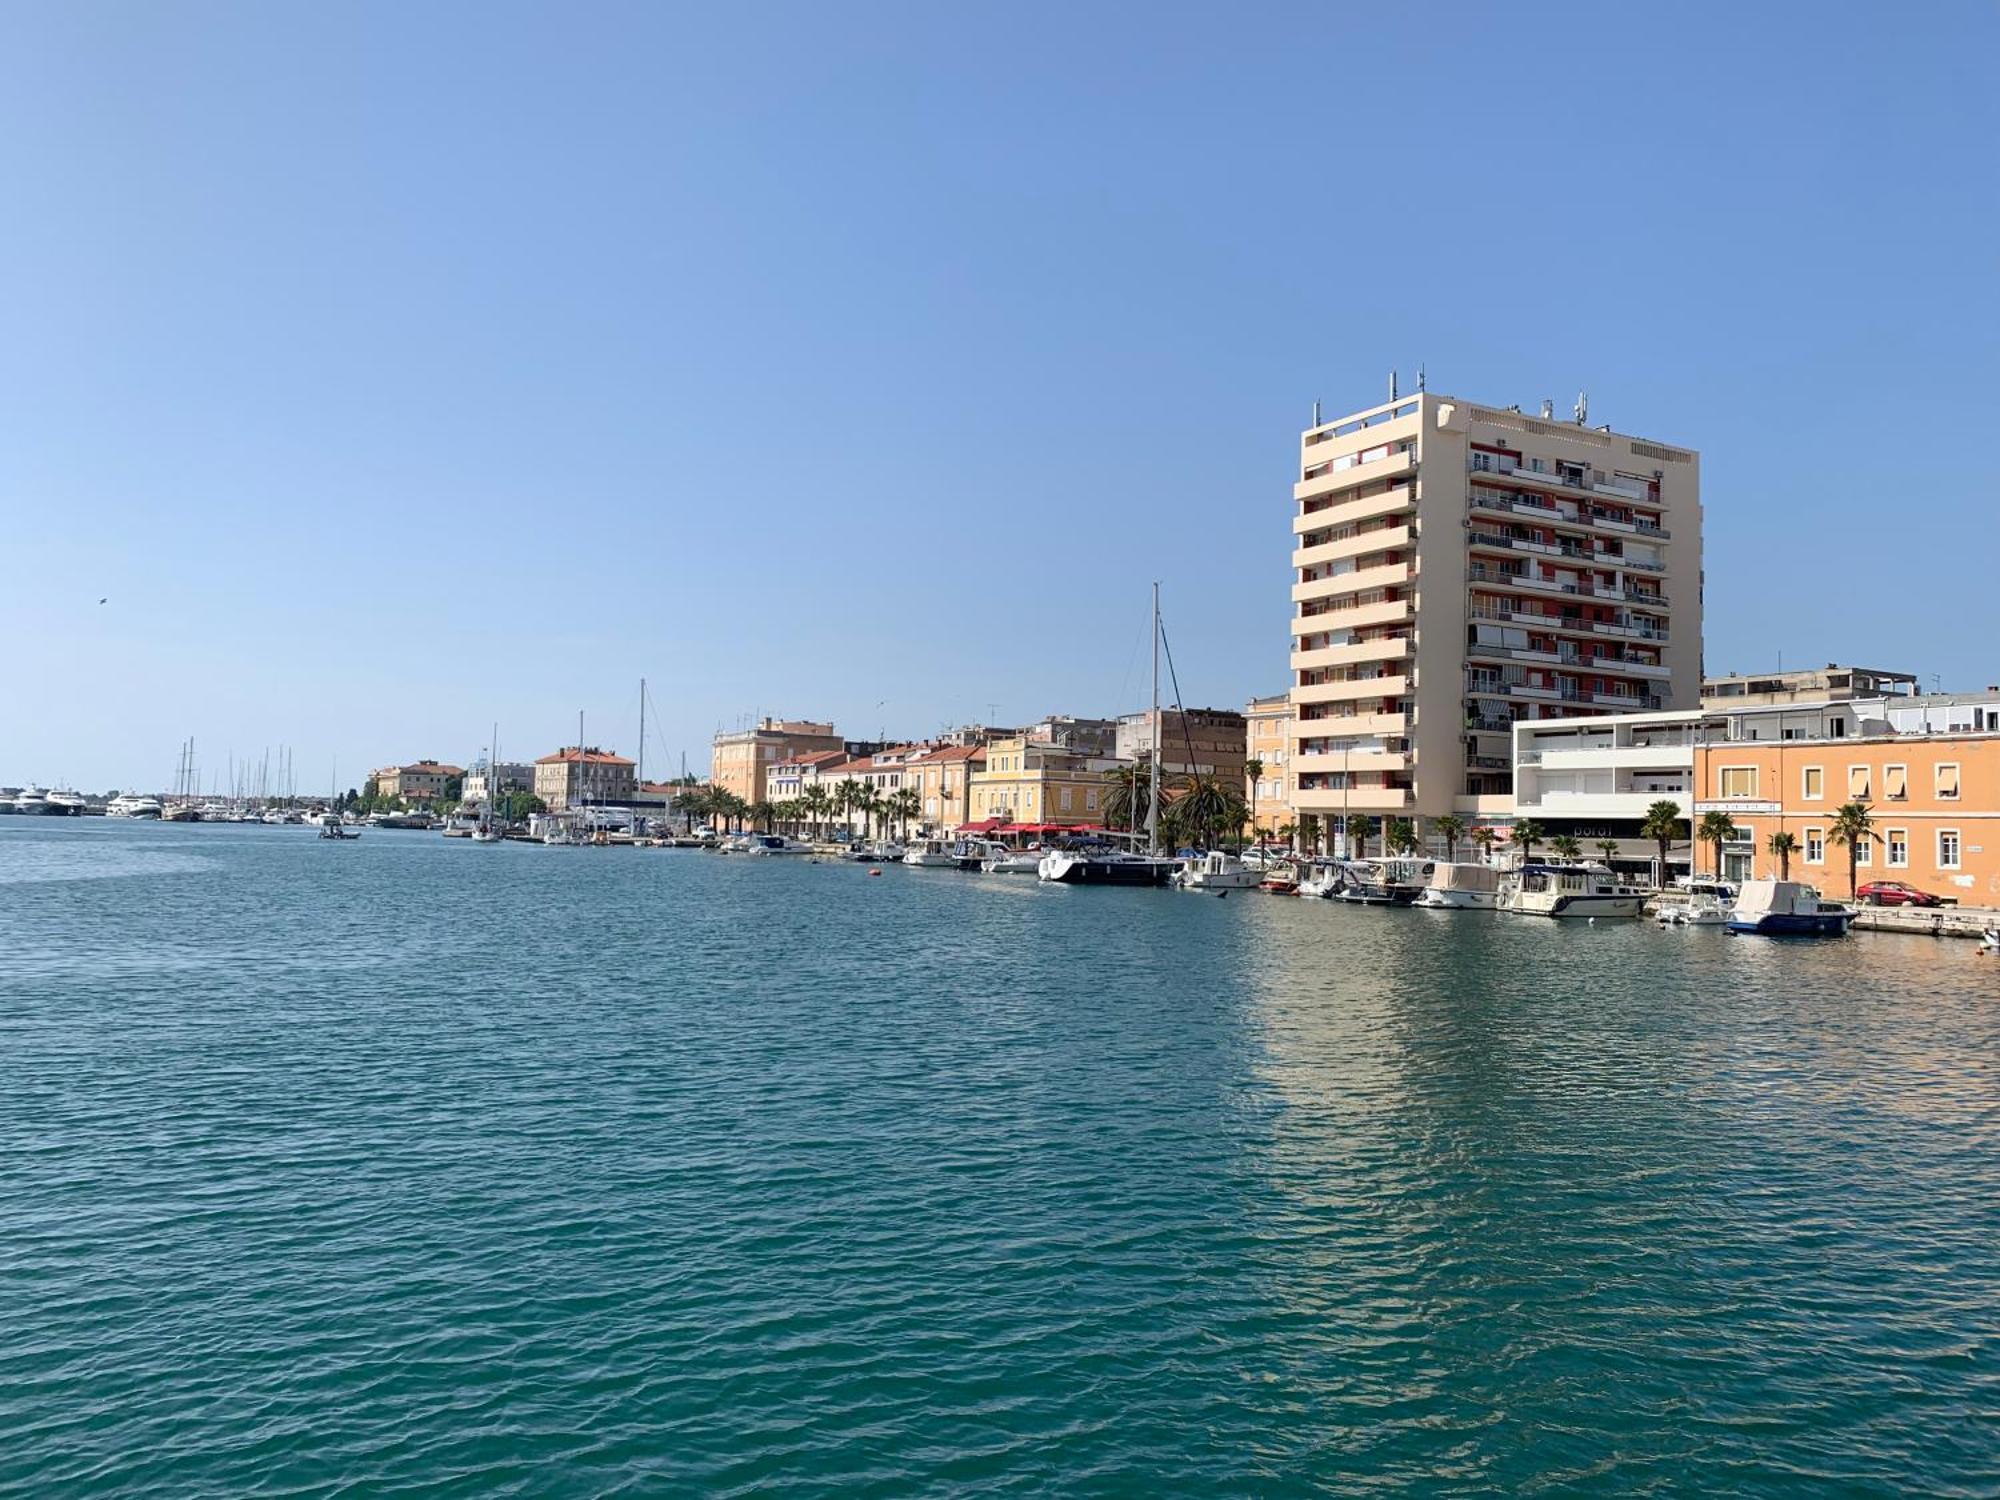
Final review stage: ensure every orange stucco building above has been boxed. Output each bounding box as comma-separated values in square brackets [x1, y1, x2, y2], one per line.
[1694, 730, 2000, 903]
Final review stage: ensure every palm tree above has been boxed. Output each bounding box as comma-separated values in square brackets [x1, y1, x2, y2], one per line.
[1510, 819, 1543, 866]
[1434, 813, 1466, 861]
[1345, 813, 1375, 859]
[1385, 818, 1420, 856]
[1696, 810, 1737, 878]
[1101, 761, 1153, 834]
[1471, 826, 1500, 865]
[717, 790, 749, 832]
[1164, 774, 1246, 851]
[1294, 814, 1315, 855]
[1767, 829, 1799, 880]
[1243, 757, 1265, 839]
[1277, 819, 1298, 852]
[1640, 799, 1684, 888]
[1549, 832, 1583, 862]
[1826, 801, 1876, 899]
[832, 779, 863, 837]
[748, 800, 776, 834]
[1597, 838, 1621, 866]
[856, 786, 884, 839]
[800, 784, 830, 840]
[886, 787, 921, 839]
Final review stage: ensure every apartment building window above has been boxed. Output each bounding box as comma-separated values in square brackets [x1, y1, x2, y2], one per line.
[1802, 766, 1823, 800]
[1086, 789, 1099, 811]
[1883, 764, 1908, 801]
[1059, 787, 1073, 812]
[1718, 766, 1758, 799]
[1848, 766, 1870, 799]
[1887, 829, 1909, 867]
[1939, 829, 1962, 869]
[1937, 763, 1961, 800]
[1806, 828, 1825, 864]
[1855, 836, 1871, 867]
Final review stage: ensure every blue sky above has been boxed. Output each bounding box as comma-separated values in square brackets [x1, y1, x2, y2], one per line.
[4, 2, 1995, 792]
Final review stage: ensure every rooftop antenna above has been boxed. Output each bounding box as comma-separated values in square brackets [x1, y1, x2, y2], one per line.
[1311, 399, 1321, 428]
[1541, 399, 1554, 420]
[1416, 363, 1425, 393]
[1573, 391, 1588, 426]
[1388, 370, 1399, 401]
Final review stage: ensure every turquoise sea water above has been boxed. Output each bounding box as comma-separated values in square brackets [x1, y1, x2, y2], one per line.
[3, 819, 1998, 1496]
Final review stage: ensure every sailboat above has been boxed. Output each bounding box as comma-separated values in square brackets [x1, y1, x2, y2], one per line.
[1038, 583, 1181, 887]
[472, 724, 506, 843]
[320, 758, 360, 839]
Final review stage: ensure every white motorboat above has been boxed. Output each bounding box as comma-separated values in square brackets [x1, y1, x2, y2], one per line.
[1726, 880, 1854, 937]
[1498, 862, 1644, 919]
[45, 788, 88, 816]
[1412, 862, 1502, 910]
[1178, 850, 1260, 891]
[107, 794, 164, 819]
[13, 787, 54, 815]
[1326, 858, 1431, 906]
[1658, 892, 1730, 927]
[744, 834, 813, 856]
[980, 847, 1042, 874]
[903, 839, 958, 868]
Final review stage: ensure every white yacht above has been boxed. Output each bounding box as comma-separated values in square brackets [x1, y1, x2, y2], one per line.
[744, 834, 812, 856]
[45, 789, 87, 816]
[903, 839, 959, 868]
[1178, 850, 1260, 891]
[1037, 845, 1179, 886]
[1498, 862, 1644, 919]
[980, 847, 1042, 874]
[13, 787, 53, 815]
[1658, 892, 1729, 927]
[1412, 862, 1502, 910]
[107, 794, 164, 819]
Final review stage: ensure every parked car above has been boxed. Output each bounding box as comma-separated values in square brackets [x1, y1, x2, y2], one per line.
[1856, 880, 1944, 908]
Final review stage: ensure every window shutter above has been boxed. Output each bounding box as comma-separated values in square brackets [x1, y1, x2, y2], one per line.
[1938, 764, 1960, 799]
[1885, 765, 1907, 800]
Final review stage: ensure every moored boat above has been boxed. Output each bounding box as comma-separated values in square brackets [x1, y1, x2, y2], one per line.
[1412, 861, 1502, 910]
[1177, 850, 1260, 891]
[1498, 862, 1644, 919]
[1725, 880, 1853, 937]
[903, 839, 958, 868]
[1037, 845, 1180, 886]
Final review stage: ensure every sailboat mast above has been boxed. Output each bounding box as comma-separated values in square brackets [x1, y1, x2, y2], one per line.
[638, 678, 646, 793]
[1146, 581, 1160, 855]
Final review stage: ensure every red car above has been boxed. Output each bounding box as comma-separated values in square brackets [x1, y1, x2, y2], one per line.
[1856, 880, 1944, 908]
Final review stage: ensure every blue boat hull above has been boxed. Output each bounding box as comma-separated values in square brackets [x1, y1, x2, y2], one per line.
[1726, 912, 1854, 937]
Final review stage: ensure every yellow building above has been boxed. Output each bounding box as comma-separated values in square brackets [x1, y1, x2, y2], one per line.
[372, 760, 464, 804]
[1245, 694, 1292, 834]
[966, 736, 1117, 829]
[533, 747, 637, 811]
[906, 744, 986, 834]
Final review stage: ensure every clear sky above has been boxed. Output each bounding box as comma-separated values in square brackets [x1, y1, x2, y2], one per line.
[4, 2, 1995, 793]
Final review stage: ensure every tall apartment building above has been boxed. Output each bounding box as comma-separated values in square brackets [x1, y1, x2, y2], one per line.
[1288, 390, 1701, 828]
[711, 718, 845, 806]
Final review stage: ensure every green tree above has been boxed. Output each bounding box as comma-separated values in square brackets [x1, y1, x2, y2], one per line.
[1385, 818, 1420, 856]
[501, 791, 546, 823]
[886, 787, 922, 838]
[800, 784, 831, 840]
[1510, 819, 1543, 865]
[748, 800, 776, 834]
[1433, 813, 1466, 860]
[1697, 810, 1738, 878]
[1826, 801, 1876, 898]
[1345, 813, 1375, 859]
[1243, 757, 1265, 840]
[1163, 774, 1245, 851]
[855, 786, 884, 839]
[1101, 761, 1154, 834]
[1471, 825, 1500, 864]
[1597, 838, 1621, 866]
[1276, 820, 1297, 850]
[1767, 829, 1799, 880]
[1640, 799, 1684, 887]
[1549, 832, 1583, 862]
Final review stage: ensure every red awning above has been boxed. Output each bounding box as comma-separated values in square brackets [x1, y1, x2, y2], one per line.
[955, 818, 1011, 833]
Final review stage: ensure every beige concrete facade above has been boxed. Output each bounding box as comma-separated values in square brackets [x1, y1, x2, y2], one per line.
[711, 718, 844, 807]
[533, 747, 637, 810]
[1701, 664, 1917, 709]
[1245, 693, 1292, 834]
[966, 736, 1119, 828]
[372, 760, 464, 804]
[1287, 392, 1702, 828]
[1115, 708, 1247, 786]
[906, 744, 986, 833]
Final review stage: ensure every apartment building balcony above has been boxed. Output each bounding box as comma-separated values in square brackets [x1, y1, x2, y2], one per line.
[1293, 673, 1409, 707]
[1292, 524, 1412, 570]
[1295, 448, 1414, 503]
[1295, 709, 1410, 738]
[1512, 789, 1691, 818]
[1289, 636, 1412, 673]
[1468, 604, 1670, 644]
[1293, 786, 1412, 814]
[1466, 489, 1672, 545]
[1525, 744, 1694, 772]
[1291, 562, 1411, 606]
[1295, 483, 1416, 531]
[1293, 749, 1410, 777]
[1296, 596, 1413, 635]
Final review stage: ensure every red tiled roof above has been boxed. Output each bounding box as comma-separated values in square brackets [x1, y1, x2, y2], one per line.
[910, 744, 986, 765]
[390, 762, 463, 777]
[775, 749, 850, 771]
[535, 747, 636, 766]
